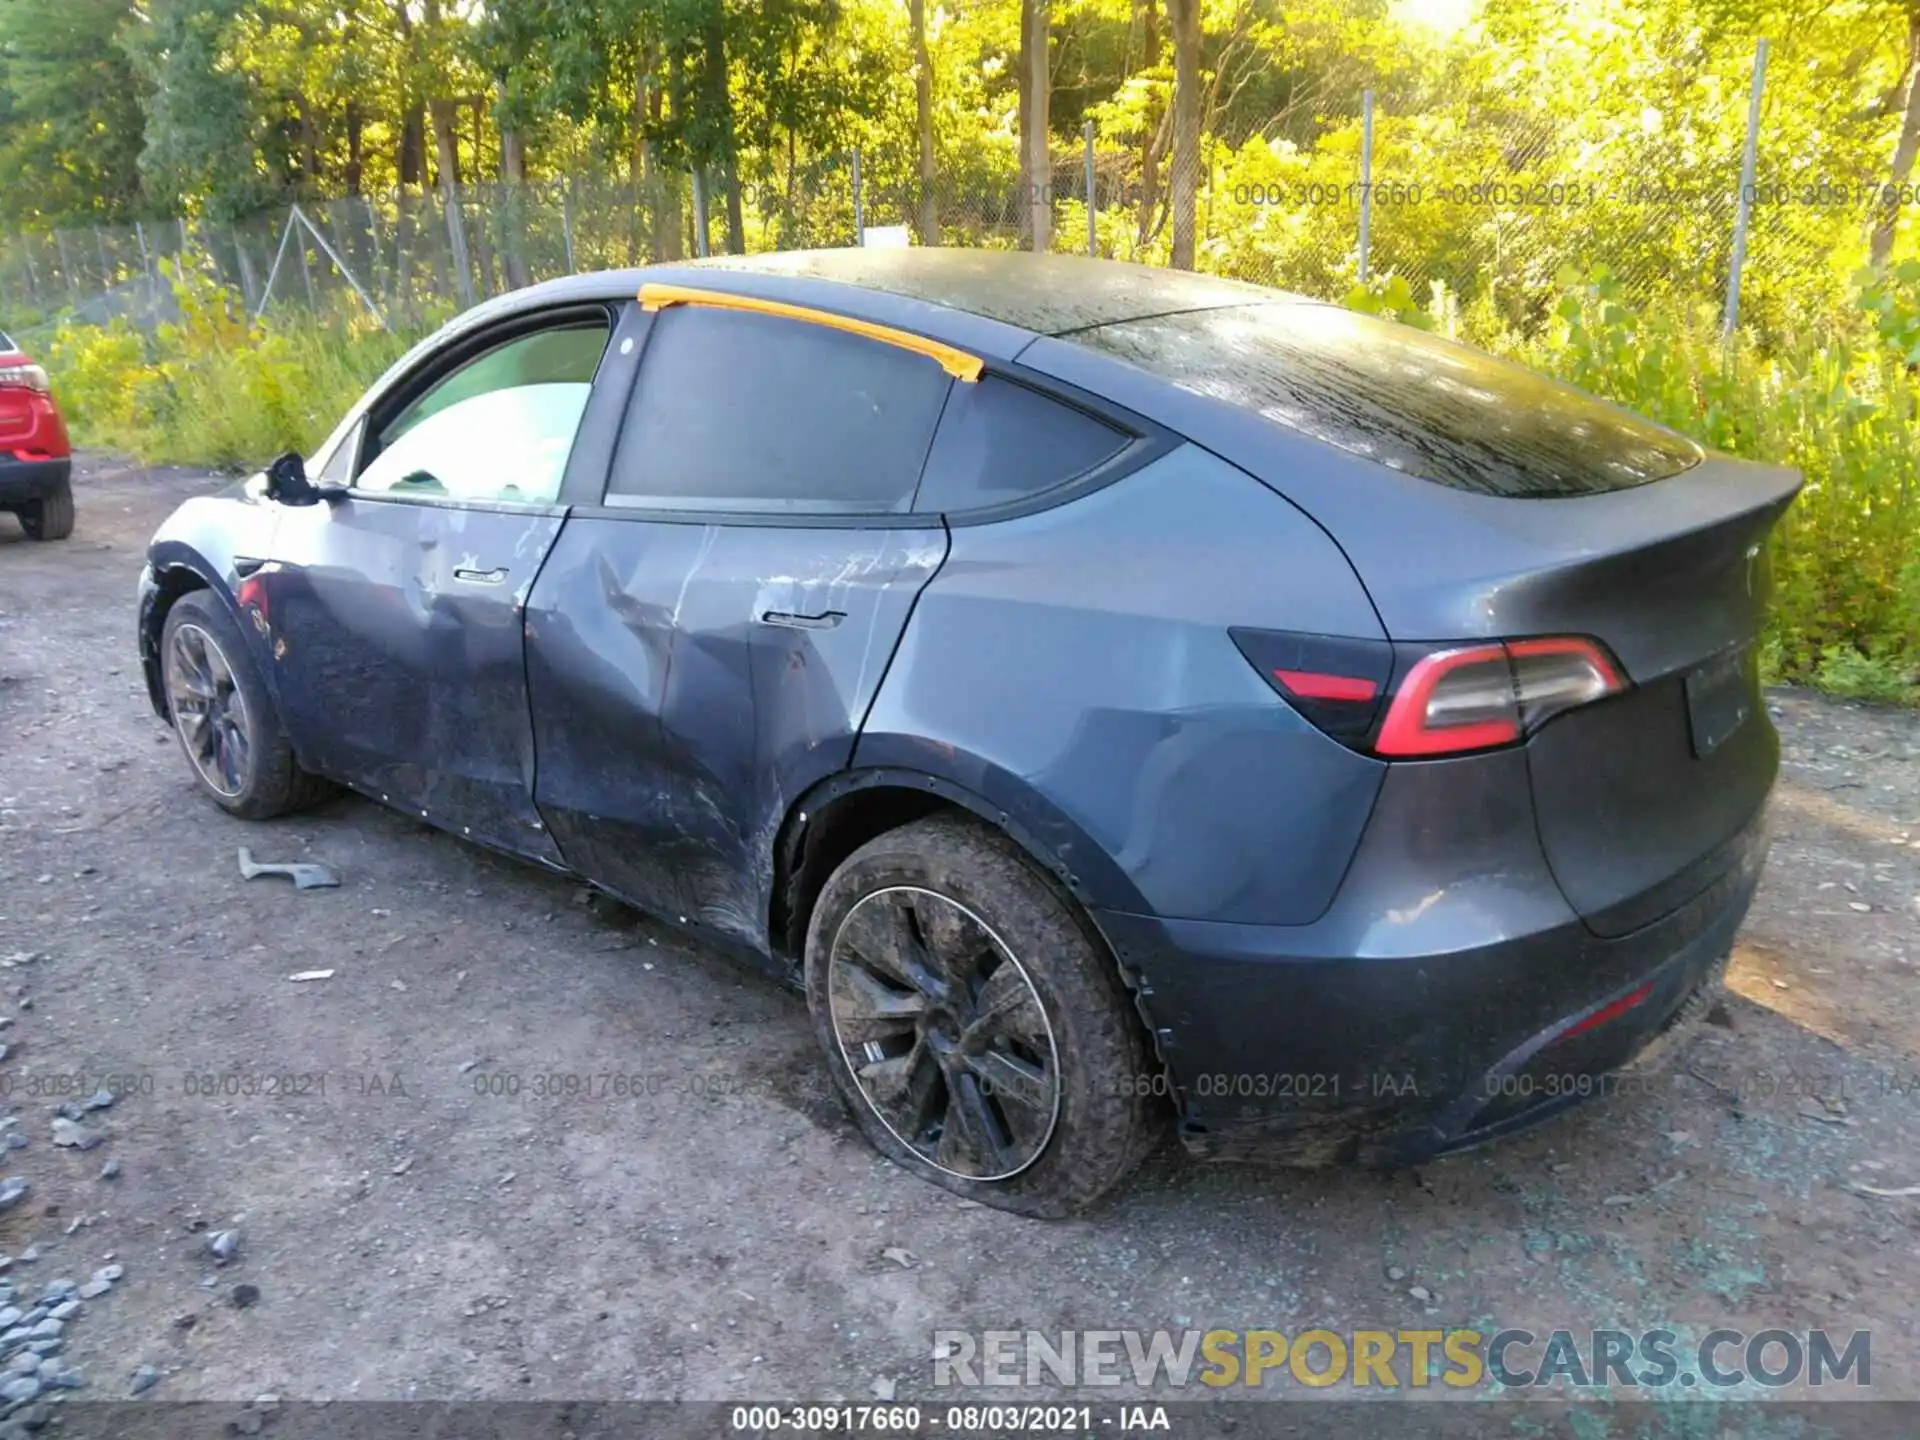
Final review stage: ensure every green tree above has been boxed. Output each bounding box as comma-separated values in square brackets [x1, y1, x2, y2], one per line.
[125, 0, 271, 219]
[1167, 0, 1198, 266]
[0, 0, 144, 226]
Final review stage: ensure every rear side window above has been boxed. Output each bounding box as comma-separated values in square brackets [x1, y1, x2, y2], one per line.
[913, 375, 1129, 514]
[607, 306, 951, 513]
[0, 332, 12, 352]
[1072, 304, 1700, 497]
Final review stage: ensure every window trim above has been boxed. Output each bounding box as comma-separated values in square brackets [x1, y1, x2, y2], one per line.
[585, 498, 943, 528]
[638, 282, 984, 382]
[349, 302, 617, 504]
[308, 489, 571, 519]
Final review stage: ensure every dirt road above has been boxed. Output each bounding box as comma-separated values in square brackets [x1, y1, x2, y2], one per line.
[0, 458, 1916, 1421]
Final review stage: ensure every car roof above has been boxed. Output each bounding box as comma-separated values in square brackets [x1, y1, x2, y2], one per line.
[489, 249, 1317, 348]
[682, 249, 1311, 333]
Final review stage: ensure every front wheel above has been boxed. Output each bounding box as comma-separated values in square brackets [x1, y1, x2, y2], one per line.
[160, 590, 330, 819]
[805, 814, 1163, 1217]
[18, 481, 73, 541]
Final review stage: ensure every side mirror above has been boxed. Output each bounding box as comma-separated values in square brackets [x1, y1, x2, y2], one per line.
[264, 452, 318, 507]
[264, 451, 345, 507]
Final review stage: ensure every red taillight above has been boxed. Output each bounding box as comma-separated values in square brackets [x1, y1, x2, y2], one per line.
[1230, 629, 1394, 745]
[1374, 644, 1517, 755]
[0, 362, 50, 394]
[1374, 637, 1625, 758]
[1272, 669, 1379, 703]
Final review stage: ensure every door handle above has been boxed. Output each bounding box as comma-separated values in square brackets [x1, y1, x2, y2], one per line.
[454, 566, 509, 585]
[759, 610, 845, 630]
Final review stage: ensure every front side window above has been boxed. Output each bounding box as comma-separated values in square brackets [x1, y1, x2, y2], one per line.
[354, 320, 610, 505]
[606, 305, 952, 514]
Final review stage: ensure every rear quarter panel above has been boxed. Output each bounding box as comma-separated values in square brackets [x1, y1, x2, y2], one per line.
[858, 443, 1387, 928]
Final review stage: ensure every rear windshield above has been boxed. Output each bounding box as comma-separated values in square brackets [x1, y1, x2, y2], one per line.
[1071, 304, 1700, 497]
[0, 332, 12, 352]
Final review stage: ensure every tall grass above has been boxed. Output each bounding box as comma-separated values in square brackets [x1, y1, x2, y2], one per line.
[44, 261, 423, 470]
[1510, 267, 1919, 701]
[1350, 266, 1919, 700]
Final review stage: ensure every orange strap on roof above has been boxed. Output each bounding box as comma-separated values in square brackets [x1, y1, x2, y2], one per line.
[638, 282, 984, 382]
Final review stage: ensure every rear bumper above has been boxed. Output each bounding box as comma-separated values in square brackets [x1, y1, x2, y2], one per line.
[0, 455, 70, 508]
[1096, 751, 1771, 1166]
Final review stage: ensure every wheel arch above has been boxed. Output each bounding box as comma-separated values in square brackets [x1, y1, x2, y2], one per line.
[769, 760, 1172, 1085]
[139, 548, 232, 719]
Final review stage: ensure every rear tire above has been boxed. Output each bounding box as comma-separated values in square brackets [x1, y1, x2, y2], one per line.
[805, 813, 1163, 1217]
[18, 481, 73, 541]
[160, 590, 331, 819]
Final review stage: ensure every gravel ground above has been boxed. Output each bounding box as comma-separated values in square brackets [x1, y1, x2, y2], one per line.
[0, 457, 1916, 1425]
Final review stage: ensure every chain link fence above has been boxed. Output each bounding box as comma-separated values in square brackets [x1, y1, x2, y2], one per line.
[0, 41, 1887, 346]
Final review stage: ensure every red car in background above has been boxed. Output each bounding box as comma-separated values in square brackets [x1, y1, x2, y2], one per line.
[0, 330, 74, 541]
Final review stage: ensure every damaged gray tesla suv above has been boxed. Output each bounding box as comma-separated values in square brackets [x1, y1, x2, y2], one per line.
[138, 250, 1796, 1215]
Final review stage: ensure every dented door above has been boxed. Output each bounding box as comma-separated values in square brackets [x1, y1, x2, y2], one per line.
[256, 494, 567, 864]
[522, 516, 948, 949]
